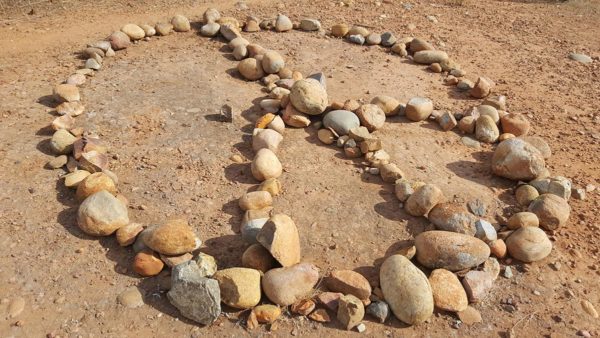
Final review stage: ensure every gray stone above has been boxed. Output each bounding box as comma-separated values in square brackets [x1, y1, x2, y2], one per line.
[380, 32, 396, 47]
[195, 253, 218, 277]
[461, 136, 481, 149]
[241, 217, 268, 244]
[366, 33, 381, 45]
[474, 219, 497, 242]
[200, 22, 220, 37]
[300, 19, 321, 31]
[569, 53, 593, 64]
[323, 110, 360, 135]
[348, 34, 365, 45]
[530, 176, 572, 200]
[85, 58, 101, 70]
[467, 199, 486, 217]
[308, 72, 327, 89]
[366, 301, 390, 323]
[167, 261, 221, 325]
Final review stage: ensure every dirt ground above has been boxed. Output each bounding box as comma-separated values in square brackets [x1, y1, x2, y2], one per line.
[0, 0, 599, 337]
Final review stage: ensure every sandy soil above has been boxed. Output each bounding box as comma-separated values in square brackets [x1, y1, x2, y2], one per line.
[0, 0, 599, 337]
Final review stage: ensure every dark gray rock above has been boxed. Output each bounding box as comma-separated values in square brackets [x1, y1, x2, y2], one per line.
[366, 300, 390, 323]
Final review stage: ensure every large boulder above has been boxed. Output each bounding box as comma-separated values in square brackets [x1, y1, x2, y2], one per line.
[491, 138, 546, 181]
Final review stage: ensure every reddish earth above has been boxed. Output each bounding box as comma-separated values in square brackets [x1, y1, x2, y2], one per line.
[0, 0, 599, 337]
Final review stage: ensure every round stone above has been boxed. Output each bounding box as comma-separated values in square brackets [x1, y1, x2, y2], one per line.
[140, 24, 156, 37]
[171, 15, 191, 32]
[203, 8, 220, 23]
[323, 110, 360, 135]
[515, 184, 539, 206]
[475, 115, 499, 143]
[528, 194, 570, 230]
[380, 32, 397, 47]
[242, 244, 277, 272]
[520, 136, 552, 159]
[356, 104, 385, 132]
[121, 24, 145, 40]
[213, 268, 261, 309]
[427, 202, 478, 236]
[116, 223, 144, 246]
[53, 84, 80, 102]
[348, 26, 369, 37]
[405, 97, 433, 121]
[492, 138, 546, 181]
[507, 212, 539, 230]
[458, 116, 476, 134]
[501, 113, 530, 136]
[77, 190, 129, 236]
[118, 287, 145, 308]
[299, 19, 321, 31]
[200, 22, 220, 37]
[428, 269, 468, 312]
[262, 263, 319, 306]
[405, 184, 445, 217]
[371, 96, 400, 116]
[252, 128, 283, 153]
[238, 58, 265, 81]
[108, 31, 131, 50]
[76, 172, 116, 201]
[318, 128, 336, 144]
[413, 50, 449, 64]
[331, 24, 349, 37]
[366, 33, 382, 45]
[133, 250, 164, 276]
[155, 22, 173, 36]
[414, 231, 490, 271]
[325, 270, 372, 301]
[251, 148, 282, 181]
[506, 227, 552, 262]
[144, 219, 201, 255]
[262, 50, 285, 74]
[275, 14, 293, 32]
[254, 304, 282, 323]
[290, 79, 328, 115]
[239, 191, 273, 211]
[50, 129, 77, 155]
[409, 38, 434, 52]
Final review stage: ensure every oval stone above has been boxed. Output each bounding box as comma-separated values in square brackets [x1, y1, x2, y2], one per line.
[323, 110, 360, 135]
[262, 263, 319, 306]
[415, 231, 490, 271]
[405, 184, 445, 216]
[428, 268, 468, 312]
[528, 194, 570, 230]
[506, 226, 552, 262]
[427, 202, 478, 236]
[492, 138, 546, 181]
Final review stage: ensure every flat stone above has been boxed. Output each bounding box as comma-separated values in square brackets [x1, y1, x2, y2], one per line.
[117, 287, 144, 308]
[326, 270, 371, 301]
[461, 271, 494, 303]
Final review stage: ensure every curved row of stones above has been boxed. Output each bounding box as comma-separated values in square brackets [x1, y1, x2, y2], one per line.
[44, 8, 578, 332]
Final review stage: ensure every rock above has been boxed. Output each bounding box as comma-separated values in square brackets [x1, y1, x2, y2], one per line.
[515, 184, 539, 206]
[53, 84, 80, 102]
[380, 32, 396, 47]
[290, 79, 328, 115]
[7, 297, 25, 318]
[530, 176, 572, 200]
[155, 22, 174, 36]
[337, 295, 365, 330]
[379, 163, 404, 183]
[348, 34, 365, 45]
[258, 178, 282, 197]
[413, 50, 448, 64]
[581, 300, 599, 318]
[348, 26, 369, 37]
[520, 136, 552, 159]
[160, 252, 193, 268]
[140, 24, 156, 37]
[167, 261, 221, 325]
[572, 187, 586, 200]
[428, 202, 477, 235]
[220, 23, 241, 41]
[232, 45, 247, 60]
[116, 223, 144, 246]
[78, 151, 108, 173]
[409, 38, 434, 53]
[171, 15, 190, 32]
[489, 239, 507, 258]
[365, 149, 391, 167]
[308, 72, 326, 89]
[46, 155, 67, 169]
[474, 219, 497, 242]
[501, 113, 530, 136]
[144, 219, 201, 255]
[262, 50, 285, 74]
[195, 253, 218, 277]
[108, 31, 130, 50]
[238, 58, 265, 81]
[326, 270, 371, 301]
[356, 104, 385, 132]
[323, 110, 360, 135]
[66, 73, 87, 86]
[367, 301, 389, 323]
[56, 101, 84, 116]
[569, 53, 593, 64]
[483, 257, 500, 280]
[309, 308, 331, 322]
[251, 148, 282, 181]
[64, 170, 90, 188]
[475, 115, 499, 143]
[470, 77, 493, 98]
[133, 250, 164, 276]
[380, 255, 434, 325]
[437, 111, 457, 131]
[242, 244, 276, 272]
[394, 179, 414, 202]
[475, 105, 499, 123]
[257, 214, 301, 266]
[371, 96, 400, 116]
[252, 128, 283, 153]
[405, 97, 433, 122]
[528, 194, 570, 230]
[461, 271, 493, 303]
[283, 103, 311, 127]
[262, 263, 319, 306]
[508, 212, 539, 229]
[458, 116, 476, 134]
[415, 231, 490, 271]
[213, 268, 261, 309]
[275, 14, 293, 32]
[300, 19, 321, 31]
[239, 191, 273, 211]
[291, 299, 316, 315]
[317, 128, 336, 144]
[200, 22, 220, 37]
[405, 184, 444, 216]
[203, 8, 220, 23]
[430, 63, 442, 73]
[77, 190, 128, 236]
[360, 138, 382, 153]
[118, 287, 144, 308]
[241, 217, 268, 244]
[75, 172, 116, 201]
[391, 43, 408, 56]
[88, 41, 111, 52]
[366, 33, 381, 45]
[457, 306, 482, 325]
[428, 269, 468, 312]
[491, 138, 546, 181]
[506, 226, 552, 262]
[254, 304, 281, 323]
[331, 23, 349, 37]
[316, 292, 343, 312]
[121, 23, 145, 40]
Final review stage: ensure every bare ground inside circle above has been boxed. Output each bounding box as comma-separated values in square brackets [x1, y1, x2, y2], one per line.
[0, 0, 599, 337]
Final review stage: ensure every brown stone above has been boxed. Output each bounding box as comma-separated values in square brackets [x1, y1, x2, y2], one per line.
[326, 270, 372, 301]
[133, 250, 164, 276]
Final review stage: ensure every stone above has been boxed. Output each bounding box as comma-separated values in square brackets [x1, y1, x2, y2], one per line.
[528, 194, 570, 230]
[356, 104, 385, 132]
[405, 184, 445, 216]
[371, 96, 400, 116]
[520, 136, 552, 159]
[291, 299, 316, 315]
[232, 45, 247, 60]
[252, 128, 283, 153]
[415, 231, 490, 271]
[380, 32, 397, 47]
[359, 138, 382, 153]
[405, 97, 433, 122]
[200, 22, 220, 37]
[317, 128, 336, 145]
[53, 84, 80, 102]
[437, 111, 457, 131]
[77, 190, 128, 236]
[476, 105, 499, 123]
[326, 270, 371, 301]
[380, 255, 433, 325]
[262, 50, 285, 74]
[413, 50, 449, 64]
[508, 212, 539, 229]
[492, 138, 546, 181]
[458, 116, 476, 134]
[348, 126, 371, 142]
[458, 306, 482, 325]
[120, 24, 144, 40]
[118, 287, 144, 308]
[365, 149, 391, 167]
[108, 31, 130, 50]
[7, 297, 25, 318]
[394, 179, 414, 202]
[275, 14, 293, 32]
[308, 72, 326, 89]
[572, 187, 586, 200]
[283, 104, 311, 127]
[462, 271, 494, 303]
[489, 239, 507, 258]
[501, 113, 530, 136]
[323, 110, 360, 135]
[155, 22, 173, 36]
[116, 223, 144, 246]
[516, 184, 539, 206]
[257, 214, 301, 266]
[428, 269, 468, 312]
[78, 151, 108, 173]
[366, 33, 381, 45]
[300, 19, 321, 31]
[87, 41, 111, 52]
[66, 73, 87, 86]
[482, 95, 507, 111]
[203, 8, 220, 23]
[133, 250, 164, 276]
[483, 257, 501, 280]
[262, 263, 319, 306]
[474, 219, 497, 242]
[316, 292, 343, 312]
[160, 252, 193, 268]
[581, 300, 599, 318]
[195, 253, 218, 277]
[242, 244, 276, 272]
[254, 304, 281, 323]
[238, 58, 265, 81]
[348, 26, 369, 37]
[430, 63, 442, 73]
[244, 18, 260, 32]
[470, 77, 493, 98]
[167, 261, 221, 325]
[241, 217, 268, 244]
[171, 15, 190, 32]
[76, 172, 116, 201]
[409, 38, 434, 53]
[56, 101, 84, 116]
[391, 43, 408, 56]
[239, 191, 273, 211]
[348, 34, 365, 45]
[475, 115, 499, 143]
[379, 163, 404, 183]
[337, 295, 365, 330]
[46, 154, 67, 169]
[309, 308, 331, 322]
[144, 219, 201, 255]
[290, 79, 328, 115]
[213, 268, 261, 309]
[251, 148, 282, 181]
[258, 178, 282, 197]
[530, 176, 572, 200]
[366, 301, 389, 323]
[220, 24, 241, 41]
[331, 23, 349, 37]
[428, 202, 478, 236]
[140, 24, 156, 37]
[506, 226, 552, 262]
[64, 170, 90, 188]
[569, 53, 593, 64]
